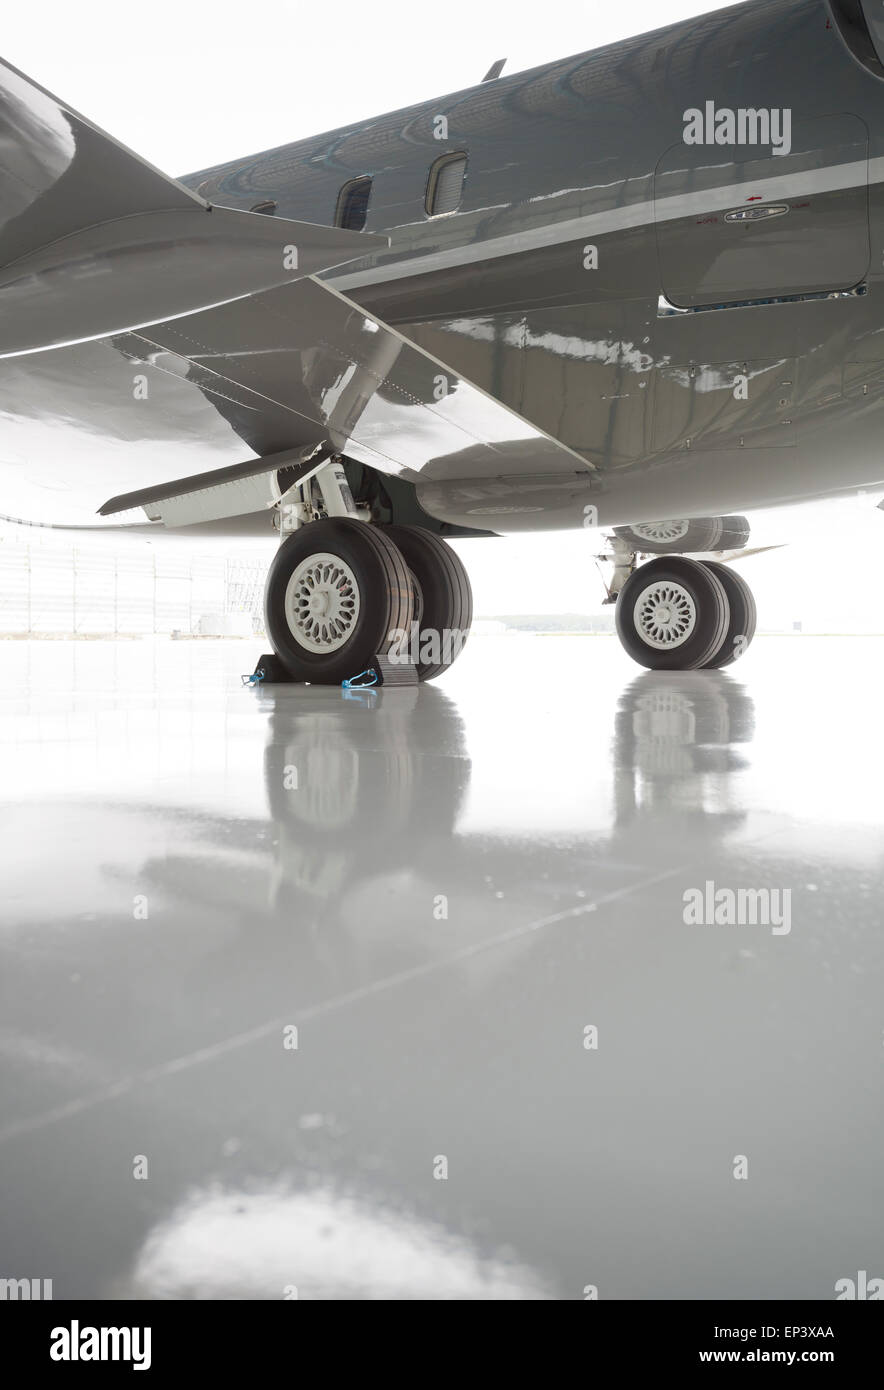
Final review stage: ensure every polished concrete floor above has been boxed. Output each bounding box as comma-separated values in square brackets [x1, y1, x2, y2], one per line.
[0, 634, 882, 1300]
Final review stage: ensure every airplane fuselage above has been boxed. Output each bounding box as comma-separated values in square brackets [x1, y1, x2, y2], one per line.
[181, 0, 884, 532]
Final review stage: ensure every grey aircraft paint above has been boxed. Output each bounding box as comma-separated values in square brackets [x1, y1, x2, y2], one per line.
[0, 0, 883, 538]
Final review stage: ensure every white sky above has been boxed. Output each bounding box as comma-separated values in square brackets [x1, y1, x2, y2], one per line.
[4, 1, 742, 176]
[3, 0, 884, 626]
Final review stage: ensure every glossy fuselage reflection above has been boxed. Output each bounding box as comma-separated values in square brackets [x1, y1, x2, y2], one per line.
[0, 636, 882, 1299]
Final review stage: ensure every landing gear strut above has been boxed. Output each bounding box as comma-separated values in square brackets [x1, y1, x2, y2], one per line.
[615, 555, 756, 670]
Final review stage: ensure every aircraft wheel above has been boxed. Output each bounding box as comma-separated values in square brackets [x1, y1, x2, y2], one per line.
[718, 515, 751, 550]
[697, 562, 757, 668]
[615, 555, 730, 670]
[264, 519, 413, 683]
[382, 525, 473, 680]
[613, 518, 724, 554]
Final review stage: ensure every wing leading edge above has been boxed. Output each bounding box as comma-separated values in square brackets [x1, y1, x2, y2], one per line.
[0, 56, 388, 357]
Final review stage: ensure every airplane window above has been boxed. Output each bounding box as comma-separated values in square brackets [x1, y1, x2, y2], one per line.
[335, 176, 372, 231]
[426, 153, 467, 216]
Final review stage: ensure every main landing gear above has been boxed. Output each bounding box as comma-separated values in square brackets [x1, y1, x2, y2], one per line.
[615, 555, 757, 670]
[263, 464, 472, 684]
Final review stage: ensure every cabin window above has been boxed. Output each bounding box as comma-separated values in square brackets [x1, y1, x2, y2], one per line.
[426, 153, 467, 216]
[335, 176, 372, 231]
[250, 199, 277, 215]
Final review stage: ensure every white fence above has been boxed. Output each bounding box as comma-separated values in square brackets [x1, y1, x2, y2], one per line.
[0, 535, 268, 636]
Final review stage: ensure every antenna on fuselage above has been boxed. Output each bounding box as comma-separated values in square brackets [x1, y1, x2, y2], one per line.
[481, 58, 507, 81]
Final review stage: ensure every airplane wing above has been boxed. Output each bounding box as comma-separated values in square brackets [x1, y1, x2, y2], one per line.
[0, 57, 589, 532]
[0, 56, 390, 357]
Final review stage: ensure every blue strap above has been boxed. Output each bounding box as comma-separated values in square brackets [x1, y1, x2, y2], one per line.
[342, 687, 377, 704]
[342, 667, 378, 689]
[241, 669, 265, 686]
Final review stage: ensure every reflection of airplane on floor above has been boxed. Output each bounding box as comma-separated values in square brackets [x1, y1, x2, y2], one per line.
[3, 671, 879, 1298]
[100, 673, 760, 962]
[612, 671, 756, 839]
[3, 1, 884, 672]
[257, 678, 758, 928]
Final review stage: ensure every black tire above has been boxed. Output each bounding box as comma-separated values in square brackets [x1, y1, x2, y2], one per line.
[264, 519, 413, 684]
[613, 518, 724, 555]
[698, 562, 757, 668]
[718, 515, 751, 551]
[381, 525, 473, 681]
[615, 556, 730, 670]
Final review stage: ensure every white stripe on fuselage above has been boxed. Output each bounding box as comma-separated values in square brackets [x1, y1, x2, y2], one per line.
[327, 155, 874, 292]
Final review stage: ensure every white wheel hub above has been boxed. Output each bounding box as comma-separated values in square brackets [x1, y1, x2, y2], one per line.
[284, 552, 360, 653]
[633, 579, 697, 650]
[632, 520, 690, 544]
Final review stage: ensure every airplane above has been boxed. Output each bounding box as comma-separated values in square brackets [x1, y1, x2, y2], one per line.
[0, 0, 881, 679]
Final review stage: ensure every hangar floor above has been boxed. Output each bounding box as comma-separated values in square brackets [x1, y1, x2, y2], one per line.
[1, 634, 882, 1300]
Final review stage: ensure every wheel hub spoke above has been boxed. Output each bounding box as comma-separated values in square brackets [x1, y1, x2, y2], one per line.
[284, 552, 361, 653]
[633, 580, 697, 650]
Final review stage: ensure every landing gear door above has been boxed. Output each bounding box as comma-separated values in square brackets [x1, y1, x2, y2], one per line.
[655, 114, 869, 309]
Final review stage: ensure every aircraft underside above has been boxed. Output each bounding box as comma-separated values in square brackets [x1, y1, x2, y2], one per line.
[2, 0, 884, 675]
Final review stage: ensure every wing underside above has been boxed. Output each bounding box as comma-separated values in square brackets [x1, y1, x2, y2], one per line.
[0, 55, 588, 531]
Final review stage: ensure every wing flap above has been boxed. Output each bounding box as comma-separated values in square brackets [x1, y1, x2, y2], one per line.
[110, 275, 589, 486]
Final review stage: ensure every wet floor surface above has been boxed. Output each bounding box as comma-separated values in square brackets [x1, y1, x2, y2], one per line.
[0, 634, 882, 1299]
